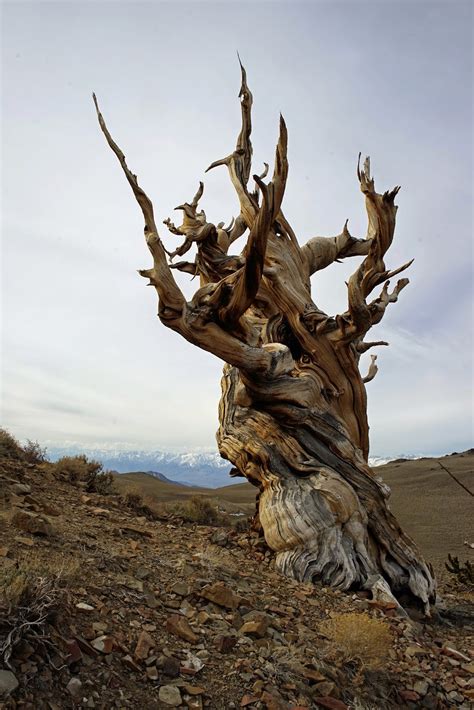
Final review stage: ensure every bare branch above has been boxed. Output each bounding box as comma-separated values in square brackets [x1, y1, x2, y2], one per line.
[235, 54, 253, 186]
[355, 340, 389, 354]
[207, 118, 289, 326]
[205, 60, 257, 227]
[362, 354, 378, 383]
[331, 155, 411, 342]
[302, 220, 372, 276]
[368, 278, 410, 326]
[93, 93, 185, 317]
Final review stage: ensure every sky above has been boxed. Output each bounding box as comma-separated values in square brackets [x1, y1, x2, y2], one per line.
[1, 0, 472, 457]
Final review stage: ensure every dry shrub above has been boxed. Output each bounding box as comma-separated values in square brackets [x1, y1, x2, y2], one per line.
[319, 612, 392, 671]
[0, 428, 24, 460]
[90, 470, 115, 495]
[51, 455, 114, 494]
[122, 487, 144, 511]
[445, 553, 474, 587]
[119, 486, 163, 520]
[0, 556, 78, 668]
[165, 496, 230, 526]
[232, 515, 250, 532]
[23, 440, 48, 464]
[183, 496, 220, 523]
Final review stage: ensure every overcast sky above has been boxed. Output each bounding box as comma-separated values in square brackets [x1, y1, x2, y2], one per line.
[1, 1, 472, 457]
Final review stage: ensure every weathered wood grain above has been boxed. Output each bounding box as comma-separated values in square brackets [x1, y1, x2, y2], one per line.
[94, 65, 436, 612]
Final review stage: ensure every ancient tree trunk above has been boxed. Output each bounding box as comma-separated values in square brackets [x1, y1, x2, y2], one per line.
[93, 65, 436, 611]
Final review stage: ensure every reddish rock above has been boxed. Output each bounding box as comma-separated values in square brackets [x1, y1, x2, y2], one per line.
[166, 614, 198, 644]
[240, 695, 260, 707]
[261, 691, 286, 709]
[134, 630, 155, 660]
[398, 690, 420, 703]
[183, 684, 206, 696]
[240, 615, 269, 638]
[302, 668, 326, 683]
[64, 639, 83, 665]
[200, 582, 241, 610]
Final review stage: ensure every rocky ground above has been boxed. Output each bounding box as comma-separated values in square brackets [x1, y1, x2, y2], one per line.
[0, 457, 473, 709]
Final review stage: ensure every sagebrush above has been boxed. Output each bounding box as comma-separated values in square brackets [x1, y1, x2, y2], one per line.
[51, 455, 114, 494]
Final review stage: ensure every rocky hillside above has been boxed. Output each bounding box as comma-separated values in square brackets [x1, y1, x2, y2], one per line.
[1, 446, 473, 709]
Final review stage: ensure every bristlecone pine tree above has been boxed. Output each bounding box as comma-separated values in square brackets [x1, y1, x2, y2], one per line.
[94, 64, 436, 612]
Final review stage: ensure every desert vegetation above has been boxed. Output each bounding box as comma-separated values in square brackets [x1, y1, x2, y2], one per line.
[51, 455, 115, 495]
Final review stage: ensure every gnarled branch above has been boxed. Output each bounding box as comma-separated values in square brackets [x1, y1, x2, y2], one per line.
[93, 93, 185, 319]
[332, 156, 412, 342]
[302, 220, 372, 276]
[208, 117, 289, 326]
[206, 60, 257, 227]
[362, 354, 378, 383]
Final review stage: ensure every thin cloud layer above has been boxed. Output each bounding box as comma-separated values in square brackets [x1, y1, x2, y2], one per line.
[2, 2, 472, 456]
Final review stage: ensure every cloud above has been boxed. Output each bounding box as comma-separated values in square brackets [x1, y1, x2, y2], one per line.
[1, 2, 472, 457]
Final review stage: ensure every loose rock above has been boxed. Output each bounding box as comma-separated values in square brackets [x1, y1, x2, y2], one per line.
[158, 684, 182, 707]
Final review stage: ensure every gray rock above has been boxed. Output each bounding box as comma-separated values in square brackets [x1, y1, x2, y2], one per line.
[67, 677, 83, 699]
[11, 483, 32, 495]
[0, 670, 19, 697]
[158, 684, 182, 706]
[414, 679, 430, 696]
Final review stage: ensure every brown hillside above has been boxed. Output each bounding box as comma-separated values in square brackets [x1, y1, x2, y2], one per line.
[0, 441, 473, 709]
[114, 452, 473, 575]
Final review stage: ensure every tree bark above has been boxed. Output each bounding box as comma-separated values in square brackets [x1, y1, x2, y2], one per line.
[94, 66, 436, 612]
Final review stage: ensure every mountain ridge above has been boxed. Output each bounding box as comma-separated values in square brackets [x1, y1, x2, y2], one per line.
[48, 445, 434, 488]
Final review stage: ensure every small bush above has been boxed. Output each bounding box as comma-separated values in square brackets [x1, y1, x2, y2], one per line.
[23, 439, 48, 464]
[0, 428, 24, 460]
[184, 496, 220, 524]
[90, 470, 115, 495]
[51, 455, 114, 494]
[122, 487, 144, 511]
[163, 496, 229, 526]
[445, 553, 474, 586]
[232, 516, 250, 533]
[53, 454, 101, 483]
[0, 556, 78, 668]
[319, 612, 392, 671]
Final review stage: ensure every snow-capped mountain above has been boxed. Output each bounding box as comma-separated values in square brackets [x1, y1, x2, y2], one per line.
[46, 444, 421, 489]
[47, 446, 232, 488]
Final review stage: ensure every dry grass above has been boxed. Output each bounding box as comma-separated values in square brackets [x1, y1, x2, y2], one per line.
[320, 612, 392, 671]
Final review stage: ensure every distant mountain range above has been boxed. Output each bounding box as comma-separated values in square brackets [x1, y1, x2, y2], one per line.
[47, 446, 423, 488]
[48, 447, 232, 488]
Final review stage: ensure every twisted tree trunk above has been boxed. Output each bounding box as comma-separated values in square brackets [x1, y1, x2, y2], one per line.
[93, 64, 436, 611]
